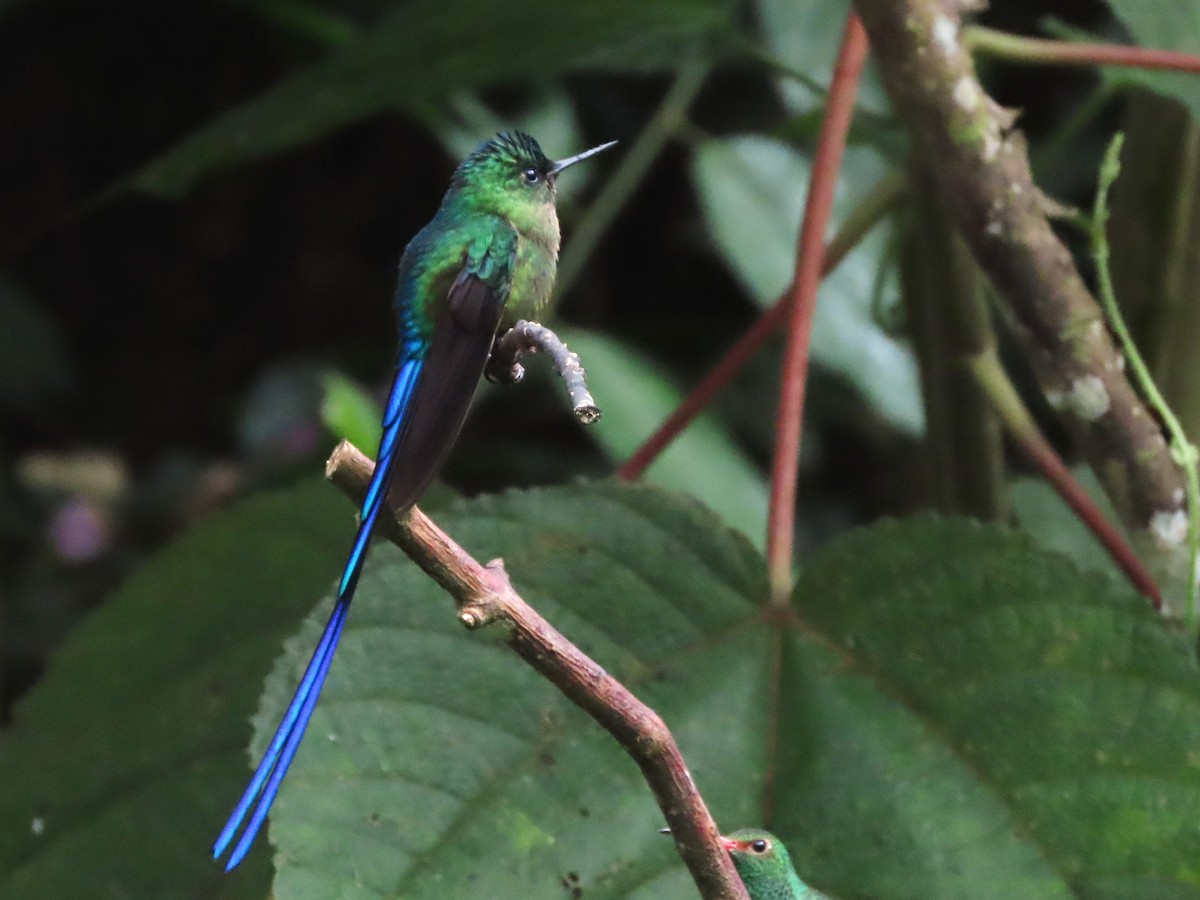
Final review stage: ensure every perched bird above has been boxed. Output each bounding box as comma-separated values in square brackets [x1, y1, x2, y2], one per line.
[723, 829, 829, 900]
[212, 132, 616, 871]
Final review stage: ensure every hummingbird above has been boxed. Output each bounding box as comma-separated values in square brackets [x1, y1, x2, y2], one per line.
[212, 131, 616, 871]
[723, 829, 830, 900]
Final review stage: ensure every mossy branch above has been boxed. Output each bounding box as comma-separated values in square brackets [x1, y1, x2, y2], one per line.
[851, 0, 1186, 546]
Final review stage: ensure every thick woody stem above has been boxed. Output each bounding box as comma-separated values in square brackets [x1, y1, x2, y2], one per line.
[487, 320, 601, 425]
[851, 0, 1186, 543]
[326, 442, 749, 900]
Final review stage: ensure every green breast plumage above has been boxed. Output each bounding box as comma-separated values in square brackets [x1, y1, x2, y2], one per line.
[506, 234, 558, 322]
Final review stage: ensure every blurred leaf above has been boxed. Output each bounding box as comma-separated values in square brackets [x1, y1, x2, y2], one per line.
[756, 0, 888, 114]
[557, 328, 769, 548]
[244, 0, 360, 47]
[129, 0, 735, 197]
[239, 363, 324, 457]
[0, 479, 350, 899]
[321, 370, 383, 453]
[692, 135, 923, 434]
[258, 484, 1200, 898]
[1102, 3, 1200, 121]
[0, 278, 71, 416]
[1009, 468, 1126, 584]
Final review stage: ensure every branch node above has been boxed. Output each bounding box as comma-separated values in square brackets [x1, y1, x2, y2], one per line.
[458, 606, 490, 629]
[487, 320, 602, 424]
[484, 556, 511, 585]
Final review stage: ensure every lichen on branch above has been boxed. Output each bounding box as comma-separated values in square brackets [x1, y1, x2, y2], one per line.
[851, 0, 1186, 547]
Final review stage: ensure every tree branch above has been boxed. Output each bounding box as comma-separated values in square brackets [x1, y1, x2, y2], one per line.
[767, 12, 870, 605]
[486, 320, 601, 425]
[852, 0, 1187, 548]
[325, 441, 750, 900]
[968, 25, 1200, 75]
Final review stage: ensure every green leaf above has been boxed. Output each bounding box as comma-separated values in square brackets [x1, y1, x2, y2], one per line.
[262, 482, 767, 899]
[788, 515, 1200, 899]
[261, 483, 1200, 898]
[691, 135, 923, 433]
[321, 370, 383, 452]
[1009, 468, 1127, 584]
[128, 0, 735, 197]
[756, 0, 888, 114]
[1102, 3, 1200, 120]
[556, 327, 769, 549]
[7, 476, 1198, 897]
[0, 478, 351, 899]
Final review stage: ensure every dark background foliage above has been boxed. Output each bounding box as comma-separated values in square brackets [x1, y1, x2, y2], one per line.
[0, 0, 1115, 720]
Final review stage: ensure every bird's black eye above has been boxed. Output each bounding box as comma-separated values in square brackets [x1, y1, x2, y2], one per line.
[751, 839, 770, 854]
[522, 167, 541, 184]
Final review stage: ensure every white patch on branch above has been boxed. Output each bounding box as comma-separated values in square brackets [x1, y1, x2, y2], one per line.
[932, 14, 958, 57]
[1067, 375, 1110, 421]
[1151, 508, 1189, 549]
[953, 76, 978, 112]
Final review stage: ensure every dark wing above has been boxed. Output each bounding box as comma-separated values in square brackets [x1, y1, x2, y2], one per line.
[384, 267, 507, 509]
[212, 229, 514, 871]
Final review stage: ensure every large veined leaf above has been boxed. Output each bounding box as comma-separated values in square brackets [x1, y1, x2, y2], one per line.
[257, 482, 1200, 898]
[0, 479, 351, 899]
[1, 475, 1196, 898]
[129, 0, 736, 198]
[1104, 3, 1200, 121]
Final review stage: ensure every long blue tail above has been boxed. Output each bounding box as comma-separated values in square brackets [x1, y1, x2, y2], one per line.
[212, 357, 423, 871]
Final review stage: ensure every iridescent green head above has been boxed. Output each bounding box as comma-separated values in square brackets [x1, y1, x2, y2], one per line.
[446, 132, 615, 240]
[723, 829, 826, 900]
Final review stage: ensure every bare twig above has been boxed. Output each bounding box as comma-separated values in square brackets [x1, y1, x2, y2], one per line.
[486, 320, 601, 425]
[767, 13, 870, 605]
[326, 442, 750, 900]
[968, 25, 1200, 75]
[851, 0, 1187, 548]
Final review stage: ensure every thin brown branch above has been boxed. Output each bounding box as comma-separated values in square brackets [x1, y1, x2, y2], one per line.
[767, 13, 870, 605]
[326, 441, 750, 900]
[967, 351, 1162, 609]
[968, 25, 1200, 75]
[852, 0, 1187, 547]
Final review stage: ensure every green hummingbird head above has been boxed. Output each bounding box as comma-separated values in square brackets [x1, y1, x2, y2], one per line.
[723, 829, 824, 899]
[448, 132, 615, 242]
